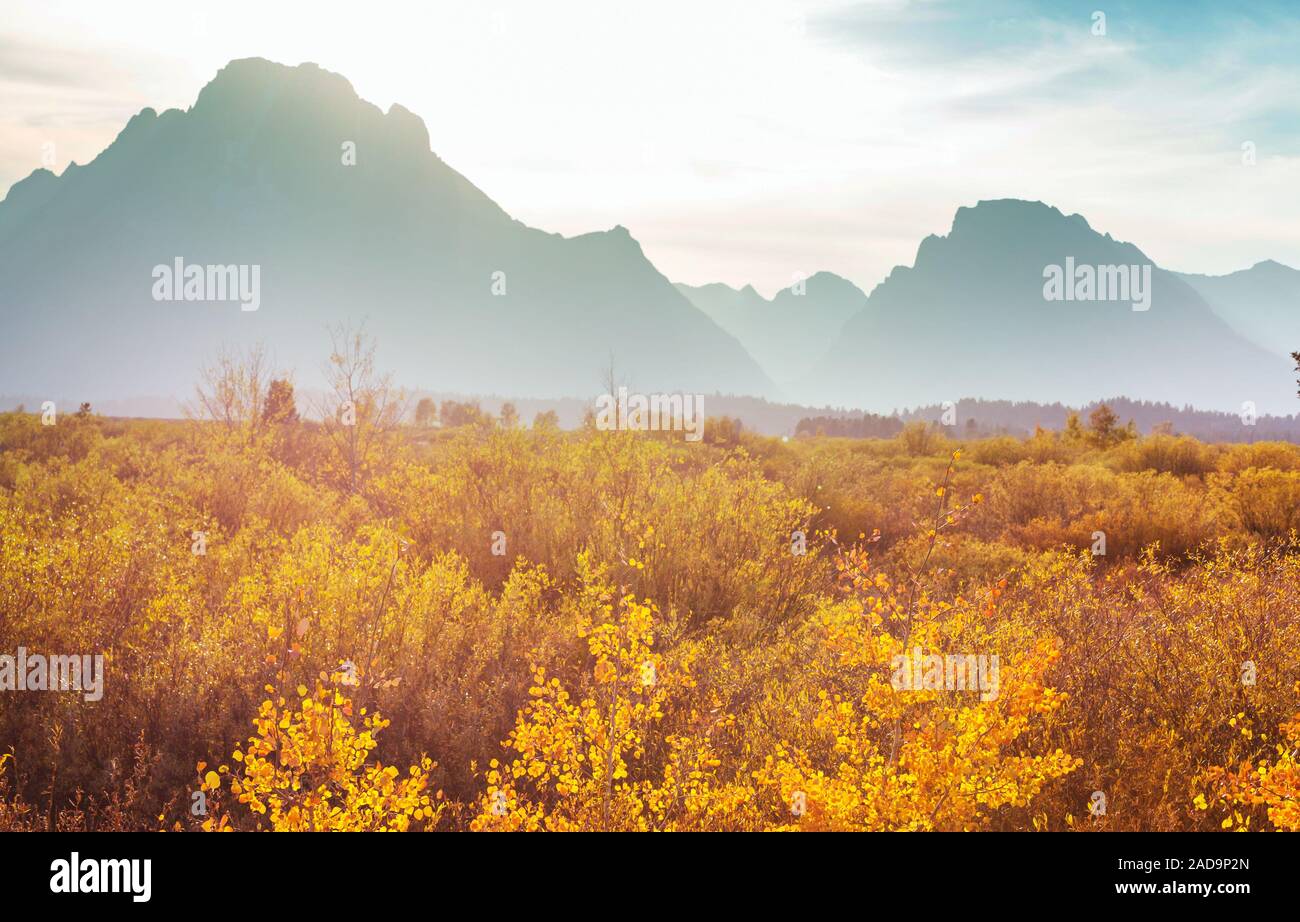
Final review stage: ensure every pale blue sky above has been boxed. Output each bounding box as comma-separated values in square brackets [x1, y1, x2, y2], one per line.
[3, 0, 1298, 295]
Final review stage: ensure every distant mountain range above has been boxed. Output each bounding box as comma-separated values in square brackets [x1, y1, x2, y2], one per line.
[784, 200, 1295, 415]
[1, 58, 1297, 419]
[1178, 260, 1300, 360]
[675, 272, 866, 385]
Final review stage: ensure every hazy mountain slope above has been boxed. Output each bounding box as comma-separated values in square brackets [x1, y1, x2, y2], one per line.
[673, 282, 769, 342]
[0, 58, 775, 402]
[792, 200, 1295, 415]
[1178, 260, 1300, 359]
[676, 271, 866, 383]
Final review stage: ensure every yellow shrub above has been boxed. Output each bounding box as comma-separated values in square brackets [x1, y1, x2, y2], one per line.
[200, 679, 443, 832]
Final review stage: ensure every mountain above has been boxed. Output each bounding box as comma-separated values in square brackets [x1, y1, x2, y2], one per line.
[792, 200, 1296, 415]
[0, 58, 775, 404]
[4, 70, 1293, 420]
[1177, 260, 1300, 359]
[675, 272, 866, 384]
[673, 282, 768, 344]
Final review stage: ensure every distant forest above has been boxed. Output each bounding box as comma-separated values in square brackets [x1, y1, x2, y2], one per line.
[797, 397, 1300, 443]
[5, 392, 1298, 443]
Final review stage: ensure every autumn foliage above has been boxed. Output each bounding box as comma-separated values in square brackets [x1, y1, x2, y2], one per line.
[2, 366, 1300, 831]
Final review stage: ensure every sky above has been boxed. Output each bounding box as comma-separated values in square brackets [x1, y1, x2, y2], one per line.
[3, 0, 1299, 296]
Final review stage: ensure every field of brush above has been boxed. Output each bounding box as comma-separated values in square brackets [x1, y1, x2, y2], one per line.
[2, 403, 1299, 831]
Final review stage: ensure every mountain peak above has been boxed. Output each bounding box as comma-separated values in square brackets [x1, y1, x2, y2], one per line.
[7, 166, 55, 191]
[799, 270, 862, 294]
[192, 58, 360, 115]
[384, 102, 431, 153]
[0, 167, 59, 214]
[950, 199, 1091, 237]
[907, 198, 1146, 271]
[804, 199, 1291, 414]
[571, 224, 640, 251]
[1250, 258, 1297, 275]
